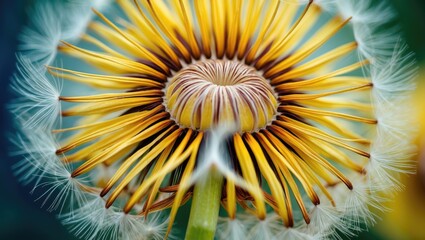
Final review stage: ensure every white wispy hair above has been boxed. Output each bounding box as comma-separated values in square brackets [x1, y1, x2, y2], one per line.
[61, 196, 115, 240]
[340, 182, 381, 232]
[66, 0, 114, 11]
[304, 204, 348, 238]
[217, 217, 247, 240]
[371, 43, 418, 140]
[10, 54, 62, 130]
[367, 128, 417, 191]
[19, 0, 114, 65]
[371, 42, 417, 94]
[61, 195, 169, 240]
[354, 25, 401, 63]
[275, 227, 321, 240]
[18, 1, 61, 65]
[139, 213, 170, 240]
[336, 0, 395, 26]
[250, 214, 285, 240]
[61, 0, 113, 41]
[217, 212, 324, 240]
[10, 129, 58, 185]
[11, 129, 89, 213]
[33, 155, 89, 213]
[320, 0, 398, 63]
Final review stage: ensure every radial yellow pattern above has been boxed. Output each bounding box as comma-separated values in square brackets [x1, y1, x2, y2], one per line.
[45, 0, 377, 236]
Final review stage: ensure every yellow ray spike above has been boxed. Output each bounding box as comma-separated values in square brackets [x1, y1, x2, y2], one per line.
[277, 115, 370, 144]
[277, 42, 358, 80]
[194, 0, 212, 58]
[272, 126, 353, 190]
[88, 22, 140, 58]
[244, 133, 289, 224]
[60, 90, 163, 103]
[62, 97, 162, 116]
[143, 0, 191, 62]
[297, 97, 373, 112]
[255, 2, 317, 69]
[80, 34, 126, 58]
[143, 144, 175, 212]
[64, 122, 148, 163]
[233, 133, 267, 219]
[92, 8, 170, 74]
[281, 121, 370, 158]
[262, 2, 298, 48]
[101, 127, 180, 198]
[166, 132, 203, 238]
[124, 130, 201, 212]
[122, 0, 181, 65]
[289, 77, 372, 92]
[281, 105, 377, 124]
[258, 130, 320, 205]
[278, 117, 371, 150]
[72, 119, 173, 177]
[225, 0, 242, 58]
[274, 167, 294, 226]
[305, 138, 366, 173]
[53, 110, 156, 133]
[265, 17, 352, 77]
[57, 111, 163, 153]
[273, 60, 369, 86]
[278, 83, 372, 101]
[211, 0, 226, 58]
[225, 179, 237, 219]
[177, 0, 201, 58]
[255, 132, 312, 224]
[59, 41, 166, 78]
[237, 0, 265, 59]
[237, 0, 264, 59]
[245, 0, 280, 64]
[47, 66, 164, 89]
[296, 157, 335, 206]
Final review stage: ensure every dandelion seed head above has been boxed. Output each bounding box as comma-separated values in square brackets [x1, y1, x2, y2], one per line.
[10, 0, 417, 239]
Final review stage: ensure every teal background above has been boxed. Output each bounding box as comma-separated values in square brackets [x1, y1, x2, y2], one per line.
[0, 0, 424, 239]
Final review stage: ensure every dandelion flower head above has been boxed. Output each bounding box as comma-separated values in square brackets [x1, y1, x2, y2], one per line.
[10, 0, 418, 239]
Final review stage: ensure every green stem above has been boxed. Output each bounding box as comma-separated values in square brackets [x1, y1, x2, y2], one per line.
[185, 169, 223, 240]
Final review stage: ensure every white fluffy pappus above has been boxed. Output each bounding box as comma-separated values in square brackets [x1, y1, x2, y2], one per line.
[11, 129, 89, 213]
[246, 214, 282, 240]
[10, 54, 62, 130]
[366, 42, 418, 189]
[19, 0, 114, 65]
[366, 128, 417, 191]
[18, 1, 62, 65]
[61, 0, 114, 41]
[370, 42, 417, 95]
[10, 129, 59, 185]
[216, 217, 247, 240]
[324, 0, 399, 63]
[336, 0, 396, 26]
[371, 44, 418, 141]
[216, 212, 323, 240]
[275, 227, 322, 240]
[61, 195, 170, 240]
[303, 204, 347, 238]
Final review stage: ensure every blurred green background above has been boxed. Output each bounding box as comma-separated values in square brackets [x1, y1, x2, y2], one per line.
[0, 0, 424, 239]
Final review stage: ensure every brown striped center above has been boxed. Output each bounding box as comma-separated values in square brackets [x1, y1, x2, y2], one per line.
[165, 60, 278, 132]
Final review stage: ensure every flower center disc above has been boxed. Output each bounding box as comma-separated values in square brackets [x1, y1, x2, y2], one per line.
[165, 60, 278, 132]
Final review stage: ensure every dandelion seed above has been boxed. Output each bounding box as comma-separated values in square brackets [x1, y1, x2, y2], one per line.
[11, 0, 417, 239]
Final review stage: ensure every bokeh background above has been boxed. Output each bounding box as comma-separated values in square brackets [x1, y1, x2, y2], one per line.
[0, 0, 424, 239]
